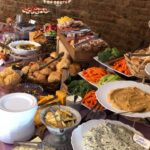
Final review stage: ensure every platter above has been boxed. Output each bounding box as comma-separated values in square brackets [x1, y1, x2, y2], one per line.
[94, 56, 134, 78]
[71, 119, 144, 150]
[78, 72, 98, 88]
[96, 81, 150, 118]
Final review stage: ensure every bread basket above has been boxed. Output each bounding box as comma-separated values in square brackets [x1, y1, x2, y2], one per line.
[124, 47, 150, 78]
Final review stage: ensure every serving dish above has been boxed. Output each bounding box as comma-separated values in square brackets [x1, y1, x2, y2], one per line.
[78, 72, 98, 88]
[96, 81, 150, 118]
[9, 40, 41, 55]
[40, 105, 81, 135]
[71, 119, 144, 150]
[94, 56, 134, 78]
[40, 105, 81, 150]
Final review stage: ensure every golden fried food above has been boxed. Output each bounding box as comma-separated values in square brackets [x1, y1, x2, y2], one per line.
[48, 71, 62, 83]
[108, 87, 150, 112]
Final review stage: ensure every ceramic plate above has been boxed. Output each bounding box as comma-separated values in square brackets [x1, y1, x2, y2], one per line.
[0, 93, 37, 112]
[71, 119, 143, 150]
[96, 81, 150, 118]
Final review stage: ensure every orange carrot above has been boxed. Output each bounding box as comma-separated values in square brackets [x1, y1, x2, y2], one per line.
[112, 58, 131, 75]
[82, 67, 107, 83]
[82, 90, 104, 110]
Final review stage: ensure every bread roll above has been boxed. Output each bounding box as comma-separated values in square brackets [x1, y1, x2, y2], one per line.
[40, 67, 51, 75]
[50, 52, 58, 59]
[48, 71, 62, 83]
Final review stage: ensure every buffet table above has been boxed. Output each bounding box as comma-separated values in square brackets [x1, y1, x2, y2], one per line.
[0, 15, 150, 150]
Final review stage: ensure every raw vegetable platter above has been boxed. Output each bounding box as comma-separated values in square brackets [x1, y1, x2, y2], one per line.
[78, 72, 99, 88]
[78, 67, 121, 88]
[94, 56, 134, 78]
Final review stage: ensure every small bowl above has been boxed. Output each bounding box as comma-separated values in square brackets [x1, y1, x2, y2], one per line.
[9, 40, 41, 56]
[40, 105, 81, 135]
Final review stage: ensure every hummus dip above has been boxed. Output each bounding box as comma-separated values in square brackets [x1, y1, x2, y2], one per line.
[107, 87, 150, 112]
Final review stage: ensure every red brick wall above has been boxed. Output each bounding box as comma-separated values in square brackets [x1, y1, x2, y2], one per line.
[0, 0, 150, 50]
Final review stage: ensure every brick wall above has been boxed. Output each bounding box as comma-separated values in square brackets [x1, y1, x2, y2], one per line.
[0, 0, 150, 50]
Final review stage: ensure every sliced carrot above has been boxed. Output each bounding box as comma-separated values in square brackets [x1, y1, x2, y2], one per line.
[112, 58, 131, 75]
[82, 67, 107, 83]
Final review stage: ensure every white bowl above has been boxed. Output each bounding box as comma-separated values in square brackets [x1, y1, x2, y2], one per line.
[9, 40, 41, 56]
[40, 105, 81, 135]
[0, 93, 38, 144]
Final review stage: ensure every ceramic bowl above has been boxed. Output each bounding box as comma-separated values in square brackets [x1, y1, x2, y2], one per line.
[40, 105, 81, 135]
[9, 40, 41, 55]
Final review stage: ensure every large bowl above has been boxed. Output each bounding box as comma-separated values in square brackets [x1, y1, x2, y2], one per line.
[9, 40, 41, 55]
[40, 105, 81, 135]
[0, 93, 38, 144]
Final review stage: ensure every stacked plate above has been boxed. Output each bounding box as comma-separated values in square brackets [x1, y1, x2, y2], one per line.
[0, 93, 38, 144]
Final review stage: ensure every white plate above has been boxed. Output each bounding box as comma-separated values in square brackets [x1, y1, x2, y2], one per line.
[94, 56, 134, 78]
[9, 40, 41, 56]
[0, 93, 37, 112]
[71, 119, 143, 150]
[78, 72, 99, 88]
[96, 81, 150, 118]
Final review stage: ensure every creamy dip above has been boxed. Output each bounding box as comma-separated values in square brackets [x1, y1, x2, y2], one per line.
[108, 87, 150, 112]
[82, 122, 146, 150]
